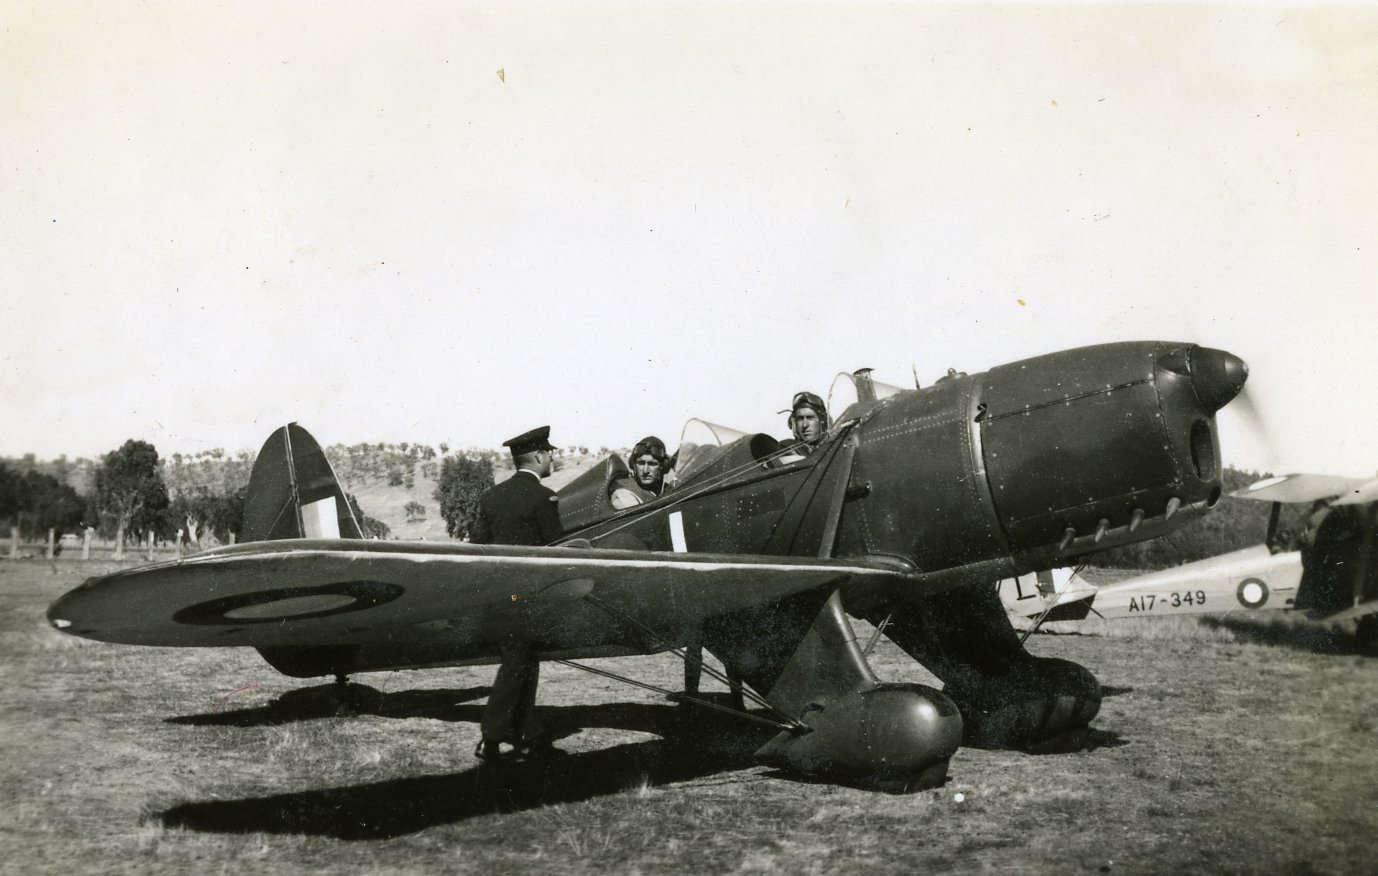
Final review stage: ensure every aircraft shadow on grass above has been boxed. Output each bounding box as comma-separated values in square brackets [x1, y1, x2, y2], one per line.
[158, 702, 770, 840]
[167, 684, 494, 727]
[1197, 616, 1378, 657]
[167, 684, 760, 738]
[157, 702, 1129, 839]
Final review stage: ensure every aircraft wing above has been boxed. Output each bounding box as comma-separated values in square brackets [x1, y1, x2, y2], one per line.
[1232, 473, 1374, 505]
[1321, 600, 1378, 624]
[1331, 478, 1378, 507]
[47, 538, 915, 650]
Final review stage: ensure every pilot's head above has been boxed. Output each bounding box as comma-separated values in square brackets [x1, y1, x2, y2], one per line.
[787, 392, 829, 445]
[630, 435, 669, 492]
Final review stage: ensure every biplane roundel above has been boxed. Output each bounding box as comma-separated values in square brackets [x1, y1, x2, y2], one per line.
[1236, 577, 1270, 609]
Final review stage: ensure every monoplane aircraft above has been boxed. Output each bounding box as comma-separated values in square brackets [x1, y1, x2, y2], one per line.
[48, 341, 1250, 791]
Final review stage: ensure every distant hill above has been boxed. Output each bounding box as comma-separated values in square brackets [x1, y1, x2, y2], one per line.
[4, 441, 606, 543]
[341, 450, 602, 541]
[0, 453, 96, 494]
[8, 439, 1289, 564]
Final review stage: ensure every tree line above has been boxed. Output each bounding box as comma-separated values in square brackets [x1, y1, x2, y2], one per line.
[0, 438, 505, 549]
[1085, 467, 1310, 570]
[4, 437, 1293, 570]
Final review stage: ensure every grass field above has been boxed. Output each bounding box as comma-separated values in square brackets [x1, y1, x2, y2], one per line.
[4, 560, 1377, 875]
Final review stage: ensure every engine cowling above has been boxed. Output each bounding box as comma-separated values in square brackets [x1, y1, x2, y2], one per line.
[836, 341, 1247, 578]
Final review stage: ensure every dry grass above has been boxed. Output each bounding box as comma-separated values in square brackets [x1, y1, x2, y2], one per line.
[5, 560, 1378, 875]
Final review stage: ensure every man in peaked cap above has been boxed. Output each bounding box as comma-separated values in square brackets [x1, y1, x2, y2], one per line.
[471, 426, 562, 545]
[471, 425, 566, 763]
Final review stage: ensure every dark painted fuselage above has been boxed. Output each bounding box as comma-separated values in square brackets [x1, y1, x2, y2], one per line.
[259, 341, 1246, 681]
[565, 341, 1239, 603]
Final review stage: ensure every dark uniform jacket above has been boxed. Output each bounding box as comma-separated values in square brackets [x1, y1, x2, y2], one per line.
[470, 470, 562, 546]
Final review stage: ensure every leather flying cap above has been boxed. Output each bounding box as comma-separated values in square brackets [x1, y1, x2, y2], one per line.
[503, 425, 556, 456]
[631, 435, 668, 462]
[791, 391, 827, 416]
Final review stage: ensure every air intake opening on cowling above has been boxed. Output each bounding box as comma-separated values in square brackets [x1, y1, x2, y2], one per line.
[1190, 419, 1217, 481]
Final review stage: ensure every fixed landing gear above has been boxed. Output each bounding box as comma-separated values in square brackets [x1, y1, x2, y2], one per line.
[1356, 616, 1378, 657]
[857, 585, 1102, 752]
[683, 643, 746, 711]
[329, 673, 379, 715]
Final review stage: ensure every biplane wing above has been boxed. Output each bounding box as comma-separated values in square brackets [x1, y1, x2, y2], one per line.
[1321, 599, 1378, 624]
[1232, 471, 1378, 645]
[1231, 473, 1377, 507]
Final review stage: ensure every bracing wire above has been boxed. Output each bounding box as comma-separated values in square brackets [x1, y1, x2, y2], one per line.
[551, 660, 797, 731]
[581, 593, 793, 724]
[1018, 560, 1091, 645]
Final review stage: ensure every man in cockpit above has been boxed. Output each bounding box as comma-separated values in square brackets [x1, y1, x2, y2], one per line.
[780, 391, 829, 460]
[607, 434, 743, 706]
[610, 436, 670, 509]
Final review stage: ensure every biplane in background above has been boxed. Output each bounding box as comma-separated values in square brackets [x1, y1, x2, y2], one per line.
[1231, 472, 1378, 650]
[1000, 472, 1378, 654]
[999, 546, 1302, 623]
[49, 341, 1249, 791]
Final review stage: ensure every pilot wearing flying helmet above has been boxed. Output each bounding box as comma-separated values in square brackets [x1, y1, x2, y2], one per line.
[610, 436, 670, 510]
[780, 391, 830, 460]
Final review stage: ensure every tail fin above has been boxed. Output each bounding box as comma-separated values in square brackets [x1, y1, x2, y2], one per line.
[999, 571, 1056, 619]
[241, 423, 363, 542]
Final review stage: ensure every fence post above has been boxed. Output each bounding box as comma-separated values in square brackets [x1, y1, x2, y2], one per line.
[176, 529, 184, 559]
[229, 532, 237, 545]
[114, 530, 124, 560]
[46, 528, 55, 559]
[82, 528, 92, 560]
[9, 527, 17, 559]
[145, 531, 154, 562]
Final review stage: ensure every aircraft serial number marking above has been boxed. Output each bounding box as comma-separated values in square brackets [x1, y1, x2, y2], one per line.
[1125, 591, 1208, 612]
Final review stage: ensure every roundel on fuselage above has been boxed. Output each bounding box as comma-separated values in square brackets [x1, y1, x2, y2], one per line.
[1236, 577, 1269, 609]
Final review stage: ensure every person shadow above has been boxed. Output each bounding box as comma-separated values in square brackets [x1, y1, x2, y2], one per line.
[1198, 615, 1371, 656]
[159, 686, 771, 839]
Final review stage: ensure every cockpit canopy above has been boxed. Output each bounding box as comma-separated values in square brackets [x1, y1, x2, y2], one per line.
[555, 418, 785, 534]
[827, 371, 904, 423]
[673, 419, 781, 487]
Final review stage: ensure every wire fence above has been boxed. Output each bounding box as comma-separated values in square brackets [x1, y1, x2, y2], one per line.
[4, 527, 228, 562]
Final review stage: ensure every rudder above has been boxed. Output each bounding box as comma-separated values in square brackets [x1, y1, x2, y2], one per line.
[242, 423, 363, 542]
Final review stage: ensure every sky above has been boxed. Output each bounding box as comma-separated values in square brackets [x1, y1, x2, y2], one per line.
[3, 2, 1376, 477]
